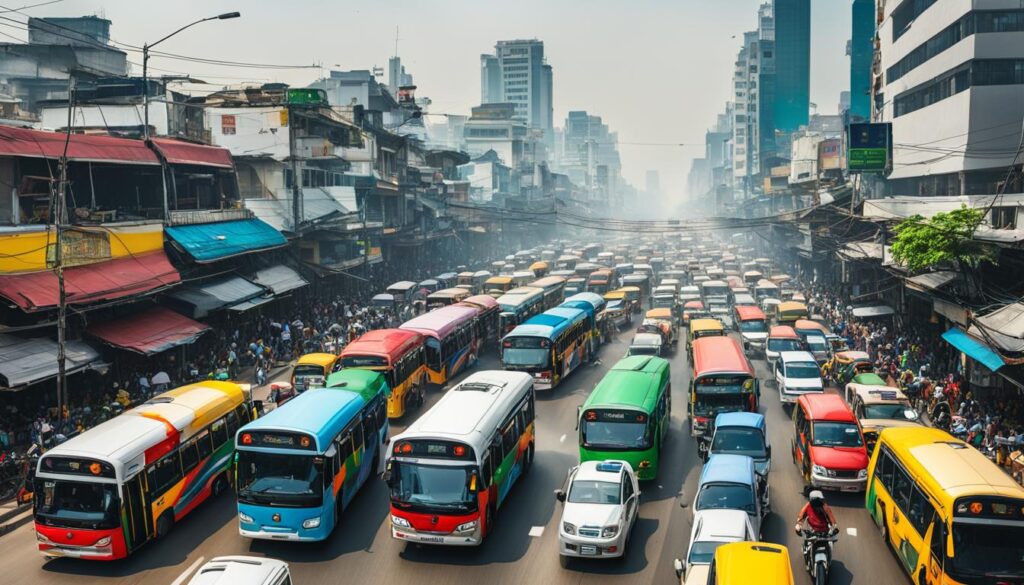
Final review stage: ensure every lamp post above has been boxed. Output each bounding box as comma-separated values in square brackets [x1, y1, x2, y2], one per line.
[142, 11, 240, 140]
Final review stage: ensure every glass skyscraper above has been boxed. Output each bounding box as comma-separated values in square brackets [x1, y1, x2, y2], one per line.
[773, 0, 810, 133]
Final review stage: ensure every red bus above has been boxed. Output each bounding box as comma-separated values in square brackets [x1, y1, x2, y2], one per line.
[340, 329, 427, 418]
[689, 336, 759, 436]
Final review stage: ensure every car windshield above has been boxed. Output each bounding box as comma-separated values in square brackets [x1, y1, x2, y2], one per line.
[237, 451, 324, 508]
[863, 403, 915, 420]
[567, 480, 621, 505]
[768, 338, 803, 352]
[950, 522, 1024, 579]
[390, 462, 477, 514]
[502, 336, 551, 368]
[739, 320, 767, 333]
[696, 483, 755, 513]
[34, 479, 119, 530]
[806, 337, 827, 351]
[582, 419, 651, 451]
[786, 362, 821, 379]
[711, 428, 766, 458]
[688, 540, 727, 564]
[812, 422, 864, 447]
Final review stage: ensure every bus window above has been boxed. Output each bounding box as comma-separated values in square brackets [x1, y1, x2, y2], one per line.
[196, 430, 212, 460]
[226, 411, 240, 437]
[351, 421, 363, 452]
[148, 455, 182, 496]
[211, 419, 229, 448]
[180, 440, 199, 473]
[339, 435, 353, 461]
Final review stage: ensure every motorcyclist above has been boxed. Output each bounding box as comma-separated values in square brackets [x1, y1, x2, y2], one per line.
[794, 490, 837, 536]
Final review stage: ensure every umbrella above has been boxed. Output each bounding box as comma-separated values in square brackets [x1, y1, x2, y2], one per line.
[151, 371, 171, 385]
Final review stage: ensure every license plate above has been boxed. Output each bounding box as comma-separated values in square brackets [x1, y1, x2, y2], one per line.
[420, 536, 444, 543]
[580, 545, 598, 556]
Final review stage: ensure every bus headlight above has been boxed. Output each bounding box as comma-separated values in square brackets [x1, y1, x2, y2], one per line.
[392, 515, 411, 528]
[238, 512, 254, 524]
[302, 517, 321, 529]
[455, 520, 478, 533]
[95, 536, 111, 547]
[638, 460, 651, 469]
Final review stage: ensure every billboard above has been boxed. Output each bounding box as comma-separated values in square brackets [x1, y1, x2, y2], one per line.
[847, 122, 891, 173]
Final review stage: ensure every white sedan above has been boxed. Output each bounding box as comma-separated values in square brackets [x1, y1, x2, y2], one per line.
[673, 509, 754, 584]
[555, 460, 640, 565]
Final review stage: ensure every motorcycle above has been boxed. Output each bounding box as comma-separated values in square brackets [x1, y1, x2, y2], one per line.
[799, 528, 838, 585]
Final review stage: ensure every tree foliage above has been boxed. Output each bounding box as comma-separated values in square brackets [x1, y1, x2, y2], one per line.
[889, 205, 999, 273]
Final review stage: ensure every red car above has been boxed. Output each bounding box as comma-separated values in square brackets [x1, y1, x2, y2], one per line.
[791, 393, 869, 492]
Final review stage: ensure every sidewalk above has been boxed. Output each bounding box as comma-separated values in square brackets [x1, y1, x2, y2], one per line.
[0, 497, 30, 536]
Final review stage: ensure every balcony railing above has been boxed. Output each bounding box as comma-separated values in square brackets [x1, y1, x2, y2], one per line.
[167, 207, 254, 226]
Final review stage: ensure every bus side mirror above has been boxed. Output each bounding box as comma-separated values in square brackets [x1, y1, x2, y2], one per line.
[554, 489, 566, 503]
[765, 444, 772, 458]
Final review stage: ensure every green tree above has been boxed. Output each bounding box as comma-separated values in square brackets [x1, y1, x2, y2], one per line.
[890, 205, 998, 277]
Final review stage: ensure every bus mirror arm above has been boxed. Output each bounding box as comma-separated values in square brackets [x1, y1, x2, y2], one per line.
[575, 405, 581, 431]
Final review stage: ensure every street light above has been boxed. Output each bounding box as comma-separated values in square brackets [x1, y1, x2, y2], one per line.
[142, 12, 240, 140]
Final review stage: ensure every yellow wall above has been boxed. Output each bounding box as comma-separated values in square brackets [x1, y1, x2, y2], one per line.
[0, 222, 165, 274]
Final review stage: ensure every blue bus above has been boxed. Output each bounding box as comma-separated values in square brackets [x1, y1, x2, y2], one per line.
[234, 369, 389, 541]
[500, 307, 589, 390]
[561, 292, 608, 357]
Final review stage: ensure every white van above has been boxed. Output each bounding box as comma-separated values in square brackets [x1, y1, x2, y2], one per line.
[774, 351, 824, 404]
[627, 332, 663, 357]
[187, 556, 292, 585]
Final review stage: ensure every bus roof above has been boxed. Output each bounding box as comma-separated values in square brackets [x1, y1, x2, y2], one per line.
[529, 275, 566, 289]
[394, 371, 533, 453]
[458, 295, 500, 313]
[713, 542, 793, 584]
[507, 307, 587, 339]
[496, 287, 544, 310]
[340, 329, 423, 364]
[563, 292, 605, 311]
[584, 356, 670, 414]
[693, 336, 754, 377]
[485, 276, 513, 285]
[879, 427, 1024, 500]
[324, 369, 387, 397]
[238, 386, 369, 452]
[646, 308, 673, 320]
[428, 287, 471, 299]
[684, 300, 705, 309]
[795, 319, 829, 333]
[386, 281, 418, 292]
[690, 318, 725, 332]
[41, 381, 246, 475]
[768, 325, 800, 338]
[735, 306, 766, 321]
[400, 305, 478, 339]
[702, 279, 728, 287]
[778, 301, 808, 312]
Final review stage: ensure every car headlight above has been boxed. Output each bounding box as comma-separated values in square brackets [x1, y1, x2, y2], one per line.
[455, 520, 478, 533]
[238, 512, 254, 524]
[562, 521, 577, 535]
[95, 536, 111, 547]
[812, 464, 827, 476]
[302, 517, 321, 529]
[602, 525, 619, 538]
[391, 515, 411, 528]
[858, 468, 868, 479]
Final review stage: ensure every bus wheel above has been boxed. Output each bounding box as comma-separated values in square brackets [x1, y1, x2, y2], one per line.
[155, 512, 174, 539]
[522, 443, 534, 474]
[212, 474, 228, 497]
[878, 507, 890, 546]
[486, 503, 497, 536]
[416, 385, 425, 407]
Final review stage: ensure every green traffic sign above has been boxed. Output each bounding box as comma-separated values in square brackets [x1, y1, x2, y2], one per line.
[848, 147, 887, 172]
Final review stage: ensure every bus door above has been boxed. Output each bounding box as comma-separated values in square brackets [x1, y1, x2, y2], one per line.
[888, 468, 928, 575]
[123, 473, 150, 551]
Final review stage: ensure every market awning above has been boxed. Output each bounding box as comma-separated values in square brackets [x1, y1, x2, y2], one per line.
[164, 275, 269, 319]
[165, 219, 287, 263]
[87, 306, 210, 355]
[150, 138, 234, 168]
[969, 302, 1024, 352]
[905, 271, 957, 293]
[251, 265, 308, 295]
[0, 251, 181, 312]
[942, 328, 1006, 372]
[0, 126, 159, 165]
[851, 305, 895, 318]
[0, 334, 100, 390]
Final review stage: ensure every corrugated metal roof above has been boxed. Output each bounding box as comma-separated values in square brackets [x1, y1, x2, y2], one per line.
[166, 219, 287, 263]
[251, 264, 308, 295]
[970, 302, 1024, 353]
[0, 334, 99, 389]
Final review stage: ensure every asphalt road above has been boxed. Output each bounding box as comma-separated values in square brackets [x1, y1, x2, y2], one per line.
[0, 325, 910, 585]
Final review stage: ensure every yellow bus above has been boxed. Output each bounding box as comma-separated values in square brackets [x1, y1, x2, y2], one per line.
[708, 542, 794, 585]
[867, 426, 1024, 584]
[291, 352, 339, 391]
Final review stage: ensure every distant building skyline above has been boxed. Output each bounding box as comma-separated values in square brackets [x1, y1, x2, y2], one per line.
[774, 0, 811, 133]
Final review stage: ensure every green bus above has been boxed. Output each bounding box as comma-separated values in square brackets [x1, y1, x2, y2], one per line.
[578, 356, 671, 480]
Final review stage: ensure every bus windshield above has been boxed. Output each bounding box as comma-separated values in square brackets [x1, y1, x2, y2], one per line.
[34, 479, 119, 530]
[582, 417, 651, 451]
[390, 462, 477, 514]
[811, 422, 864, 447]
[951, 522, 1024, 580]
[697, 483, 756, 513]
[692, 393, 749, 418]
[739, 320, 767, 333]
[237, 451, 324, 508]
[502, 337, 551, 368]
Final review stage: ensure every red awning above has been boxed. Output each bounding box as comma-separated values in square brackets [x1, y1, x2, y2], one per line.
[151, 138, 234, 168]
[0, 251, 181, 312]
[0, 126, 160, 165]
[88, 306, 209, 355]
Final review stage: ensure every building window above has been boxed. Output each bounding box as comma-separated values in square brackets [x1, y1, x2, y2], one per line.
[893, 0, 939, 41]
[991, 206, 1017, 229]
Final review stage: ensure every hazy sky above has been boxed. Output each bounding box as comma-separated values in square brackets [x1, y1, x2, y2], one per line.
[22, 0, 851, 201]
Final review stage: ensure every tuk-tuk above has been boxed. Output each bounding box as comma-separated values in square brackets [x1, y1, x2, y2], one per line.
[776, 301, 808, 325]
[291, 353, 339, 392]
[371, 293, 396, 310]
[417, 279, 440, 294]
[828, 350, 874, 385]
[616, 286, 643, 314]
[529, 260, 550, 278]
[845, 384, 920, 453]
[687, 318, 725, 355]
[638, 320, 672, 349]
[646, 307, 678, 333]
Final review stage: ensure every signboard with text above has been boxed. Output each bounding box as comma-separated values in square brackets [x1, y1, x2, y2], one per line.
[847, 122, 891, 173]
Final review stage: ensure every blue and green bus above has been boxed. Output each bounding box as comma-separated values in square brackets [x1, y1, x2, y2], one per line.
[500, 307, 590, 390]
[234, 369, 389, 541]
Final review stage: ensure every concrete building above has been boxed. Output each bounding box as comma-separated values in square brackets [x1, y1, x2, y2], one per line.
[733, 31, 760, 191]
[387, 56, 413, 95]
[479, 39, 553, 142]
[463, 103, 528, 169]
[774, 0, 811, 133]
[849, 0, 873, 122]
[875, 0, 1024, 195]
[560, 110, 622, 200]
[309, 70, 403, 128]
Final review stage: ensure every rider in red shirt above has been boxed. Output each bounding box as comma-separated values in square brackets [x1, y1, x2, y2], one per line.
[795, 490, 837, 534]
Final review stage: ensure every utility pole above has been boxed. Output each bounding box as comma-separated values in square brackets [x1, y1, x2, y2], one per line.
[288, 104, 303, 232]
[55, 76, 75, 420]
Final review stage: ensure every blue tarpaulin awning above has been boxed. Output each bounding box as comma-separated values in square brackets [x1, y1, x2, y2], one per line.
[166, 219, 287, 263]
[942, 328, 1005, 371]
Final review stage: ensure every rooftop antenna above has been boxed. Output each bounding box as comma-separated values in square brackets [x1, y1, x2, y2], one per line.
[394, 25, 400, 58]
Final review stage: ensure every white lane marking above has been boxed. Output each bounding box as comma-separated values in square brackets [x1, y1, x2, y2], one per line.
[170, 556, 206, 585]
[846, 527, 858, 537]
[559, 434, 567, 443]
[529, 526, 545, 537]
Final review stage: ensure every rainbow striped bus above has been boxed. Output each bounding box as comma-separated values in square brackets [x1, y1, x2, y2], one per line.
[34, 381, 252, 560]
[501, 307, 590, 390]
[234, 369, 389, 541]
[400, 304, 481, 387]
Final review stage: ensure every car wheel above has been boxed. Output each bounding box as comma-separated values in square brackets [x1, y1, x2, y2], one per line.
[559, 554, 569, 569]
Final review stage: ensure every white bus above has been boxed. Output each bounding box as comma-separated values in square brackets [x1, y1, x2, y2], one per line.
[385, 370, 535, 546]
